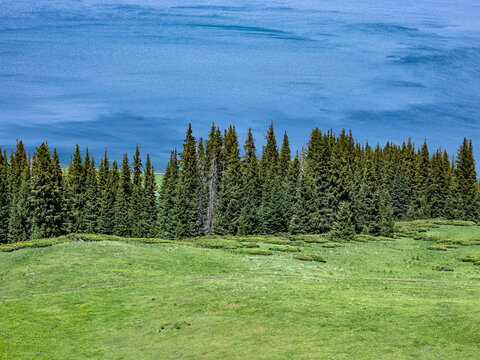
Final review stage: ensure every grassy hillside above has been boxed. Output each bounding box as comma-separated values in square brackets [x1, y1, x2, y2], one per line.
[1, 222, 480, 359]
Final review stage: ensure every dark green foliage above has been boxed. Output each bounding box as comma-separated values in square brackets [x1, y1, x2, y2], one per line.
[174, 124, 201, 239]
[157, 150, 179, 239]
[455, 138, 478, 221]
[268, 245, 300, 252]
[238, 128, 262, 235]
[114, 154, 132, 236]
[259, 123, 284, 234]
[81, 149, 98, 233]
[378, 190, 395, 238]
[7, 167, 31, 243]
[2, 125, 478, 243]
[331, 201, 356, 242]
[98, 158, 118, 235]
[0, 150, 9, 243]
[214, 126, 242, 235]
[293, 254, 326, 262]
[131, 145, 144, 237]
[30, 143, 63, 238]
[63, 145, 85, 233]
[143, 154, 158, 237]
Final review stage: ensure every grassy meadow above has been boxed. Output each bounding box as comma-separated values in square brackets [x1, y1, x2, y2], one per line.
[1, 221, 480, 359]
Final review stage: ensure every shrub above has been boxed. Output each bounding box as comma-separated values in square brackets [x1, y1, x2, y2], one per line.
[445, 244, 458, 249]
[458, 256, 478, 263]
[268, 246, 300, 252]
[293, 254, 326, 263]
[242, 242, 260, 248]
[241, 249, 273, 256]
[434, 266, 454, 271]
[192, 238, 240, 249]
[474, 262, 480, 266]
[0, 236, 71, 252]
[322, 242, 343, 248]
[291, 240, 308, 247]
[260, 239, 292, 245]
[288, 234, 328, 243]
[427, 245, 447, 251]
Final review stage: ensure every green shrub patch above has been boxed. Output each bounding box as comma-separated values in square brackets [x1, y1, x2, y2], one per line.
[322, 242, 344, 248]
[293, 254, 326, 263]
[268, 246, 300, 253]
[427, 245, 447, 251]
[240, 249, 274, 256]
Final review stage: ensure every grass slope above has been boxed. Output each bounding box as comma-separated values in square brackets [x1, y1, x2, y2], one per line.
[1, 224, 480, 359]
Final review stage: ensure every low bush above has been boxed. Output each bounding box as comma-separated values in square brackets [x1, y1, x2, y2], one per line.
[434, 266, 454, 271]
[241, 249, 273, 256]
[260, 239, 292, 245]
[427, 245, 447, 251]
[322, 242, 343, 248]
[458, 256, 479, 263]
[192, 238, 240, 249]
[241, 242, 260, 248]
[293, 254, 326, 263]
[288, 234, 328, 243]
[268, 246, 300, 253]
[0, 236, 71, 252]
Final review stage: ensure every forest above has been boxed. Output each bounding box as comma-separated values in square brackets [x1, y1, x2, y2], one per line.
[0, 122, 478, 244]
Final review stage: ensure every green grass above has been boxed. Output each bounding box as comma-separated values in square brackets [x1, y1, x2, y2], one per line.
[2, 222, 480, 359]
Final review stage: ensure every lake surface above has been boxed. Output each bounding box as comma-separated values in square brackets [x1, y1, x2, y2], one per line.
[1, 0, 479, 169]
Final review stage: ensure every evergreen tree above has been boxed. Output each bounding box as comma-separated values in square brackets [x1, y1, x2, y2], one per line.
[259, 122, 284, 233]
[204, 124, 223, 235]
[378, 190, 395, 237]
[64, 145, 85, 233]
[0, 150, 9, 243]
[82, 149, 98, 233]
[196, 138, 206, 235]
[7, 141, 30, 242]
[98, 159, 118, 234]
[214, 126, 242, 235]
[238, 128, 262, 235]
[131, 145, 145, 237]
[114, 154, 132, 236]
[30, 143, 63, 238]
[157, 149, 179, 238]
[331, 201, 355, 242]
[174, 124, 200, 239]
[455, 138, 478, 221]
[143, 154, 158, 237]
[8, 166, 31, 243]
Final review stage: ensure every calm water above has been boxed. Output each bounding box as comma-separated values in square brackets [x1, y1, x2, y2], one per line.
[1, 0, 479, 169]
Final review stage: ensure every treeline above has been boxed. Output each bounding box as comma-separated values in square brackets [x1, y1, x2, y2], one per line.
[0, 123, 478, 244]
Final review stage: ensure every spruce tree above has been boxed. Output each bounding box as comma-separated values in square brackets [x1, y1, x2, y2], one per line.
[214, 126, 242, 235]
[0, 150, 9, 243]
[114, 154, 132, 236]
[378, 190, 395, 237]
[64, 145, 85, 233]
[30, 143, 63, 238]
[259, 122, 284, 234]
[204, 124, 223, 235]
[331, 201, 355, 242]
[82, 149, 98, 234]
[131, 145, 145, 237]
[174, 124, 200, 239]
[143, 154, 158, 237]
[7, 141, 30, 242]
[238, 128, 262, 235]
[98, 159, 118, 234]
[196, 138, 206, 235]
[455, 138, 478, 221]
[157, 149, 179, 238]
[8, 166, 31, 243]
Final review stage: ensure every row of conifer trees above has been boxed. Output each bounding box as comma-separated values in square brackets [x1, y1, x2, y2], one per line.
[0, 123, 478, 244]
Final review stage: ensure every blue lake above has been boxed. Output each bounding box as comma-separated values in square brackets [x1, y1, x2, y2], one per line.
[0, 0, 479, 169]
